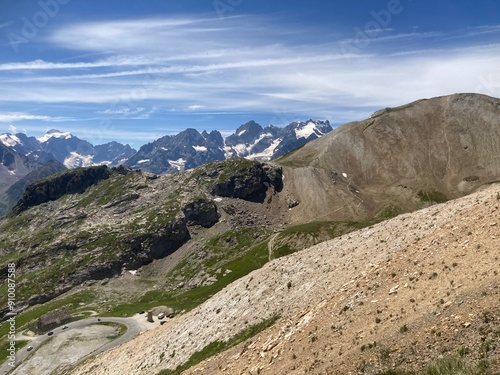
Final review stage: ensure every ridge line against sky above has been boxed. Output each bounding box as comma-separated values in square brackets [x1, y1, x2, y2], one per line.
[0, 0, 499, 148]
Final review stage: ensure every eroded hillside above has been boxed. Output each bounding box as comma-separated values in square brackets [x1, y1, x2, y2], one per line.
[279, 93, 500, 223]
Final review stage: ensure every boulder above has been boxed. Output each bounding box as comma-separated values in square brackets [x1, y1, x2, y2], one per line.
[211, 162, 283, 202]
[182, 199, 220, 227]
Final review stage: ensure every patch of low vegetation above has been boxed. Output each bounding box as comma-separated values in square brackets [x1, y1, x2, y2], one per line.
[375, 204, 403, 221]
[417, 189, 448, 204]
[156, 314, 280, 375]
[464, 175, 480, 182]
[0, 340, 29, 363]
[273, 221, 361, 258]
[272, 205, 402, 259]
[379, 356, 495, 375]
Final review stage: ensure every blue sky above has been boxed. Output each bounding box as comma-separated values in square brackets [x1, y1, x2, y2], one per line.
[0, 0, 500, 148]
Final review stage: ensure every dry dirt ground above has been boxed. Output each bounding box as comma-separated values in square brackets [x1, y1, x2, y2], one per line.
[71, 184, 499, 375]
[11, 315, 160, 375]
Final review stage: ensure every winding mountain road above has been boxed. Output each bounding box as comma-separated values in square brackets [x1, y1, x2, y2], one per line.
[1, 316, 143, 374]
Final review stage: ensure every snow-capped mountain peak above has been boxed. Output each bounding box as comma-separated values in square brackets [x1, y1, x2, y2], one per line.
[294, 120, 326, 139]
[0, 134, 22, 148]
[38, 129, 73, 143]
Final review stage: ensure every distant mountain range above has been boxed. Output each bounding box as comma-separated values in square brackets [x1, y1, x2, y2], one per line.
[0, 120, 332, 215]
[0, 130, 136, 168]
[125, 120, 332, 174]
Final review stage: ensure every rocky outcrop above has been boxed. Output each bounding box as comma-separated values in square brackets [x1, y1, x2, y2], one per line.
[121, 217, 190, 268]
[211, 162, 283, 202]
[11, 165, 131, 215]
[182, 199, 220, 227]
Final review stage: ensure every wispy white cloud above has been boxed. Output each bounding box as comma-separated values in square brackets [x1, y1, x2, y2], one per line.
[0, 56, 155, 71]
[48, 17, 244, 53]
[456, 24, 500, 38]
[340, 30, 443, 47]
[187, 105, 204, 111]
[97, 106, 157, 119]
[8, 54, 360, 81]
[2, 42, 499, 112]
[0, 112, 75, 123]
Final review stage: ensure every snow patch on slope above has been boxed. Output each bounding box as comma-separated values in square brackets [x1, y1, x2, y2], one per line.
[192, 145, 207, 152]
[64, 152, 94, 168]
[225, 133, 276, 159]
[246, 138, 282, 160]
[168, 158, 186, 171]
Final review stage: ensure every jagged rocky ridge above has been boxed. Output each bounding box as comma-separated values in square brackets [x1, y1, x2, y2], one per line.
[125, 120, 332, 173]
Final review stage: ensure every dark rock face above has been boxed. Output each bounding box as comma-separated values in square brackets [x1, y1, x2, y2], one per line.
[11, 217, 191, 314]
[211, 162, 283, 202]
[182, 199, 220, 227]
[27, 287, 73, 307]
[125, 128, 226, 174]
[224, 120, 265, 148]
[12, 165, 115, 215]
[93, 141, 136, 165]
[120, 217, 190, 269]
[0, 145, 15, 167]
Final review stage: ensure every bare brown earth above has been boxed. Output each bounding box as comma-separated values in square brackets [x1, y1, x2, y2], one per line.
[71, 184, 499, 375]
[280, 93, 500, 223]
